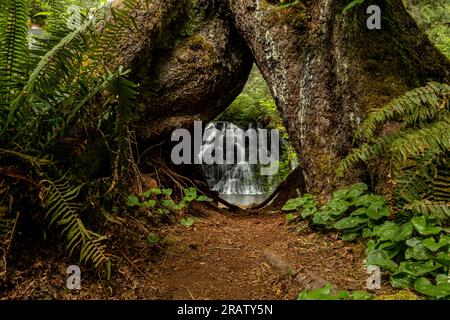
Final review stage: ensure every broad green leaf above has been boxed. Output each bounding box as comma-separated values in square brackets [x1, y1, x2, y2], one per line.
[423, 236, 450, 252]
[365, 240, 376, 253]
[397, 260, 440, 277]
[351, 291, 373, 300]
[350, 183, 368, 192]
[342, 232, 359, 241]
[362, 228, 374, 238]
[161, 199, 176, 208]
[149, 188, 162, 195]
[196, 195, 212, 202]
[435, 252, 450, 268]
[141, 191, 151, 198]
[301, 207, 317, 219]
[366, 201, 390, 220]
[327, 199, 350, 214]
[377, 242, 401, 259]
[353, 194, 371, 207]
[405, 238, 431, 260]
[376, 221, 413, 242]
[411, 216, 442, 236]
[146, 233, 160, 244]
[350, 208, 367, 216]
[368, 195, 386, 203]
[312, 211, 332, 225]
[142, 200, 156, 207]
[390, 273, 415, 289]
[297, 284, 338, 300]
[173, 202, 186, 211]
[282, 198, 302, 211]
[333, 216, 368, 230]
[183, 194, 197, 202]
[126, 195, 140, 207]
[414, 277, 450, 299]
[436, 274, 449, 286]
[285, 213, 297, 222]
[332, 189, 349, 199]
[336, 291, 351, 299]
[180, 217, 194, 227]
[183, 187, 197, 196]
[366, 249, 398, 272]
[161, 188, 173, 196]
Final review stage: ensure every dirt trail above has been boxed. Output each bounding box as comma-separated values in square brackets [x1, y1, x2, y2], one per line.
[117, 208, 369, 300]
[3, 207, 373, 300]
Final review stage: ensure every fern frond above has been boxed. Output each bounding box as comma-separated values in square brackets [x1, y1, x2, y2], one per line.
[338, 120, 450, 176]
[389, 121, 450, 164]
[0, 0, 30, 108]
[86, 0, 141, 77]
[39, 177, 110, 269]
[405, 200, 450, 225]
[338, 83, 450, 223]
[355, 82, 450, 141]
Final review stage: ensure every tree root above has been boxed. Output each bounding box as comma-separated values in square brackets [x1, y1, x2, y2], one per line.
[249, 166, 305, 212]
[263, 250, 331, 291]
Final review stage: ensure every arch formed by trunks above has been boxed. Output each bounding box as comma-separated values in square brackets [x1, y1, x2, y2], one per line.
[114, 0, 449, 197]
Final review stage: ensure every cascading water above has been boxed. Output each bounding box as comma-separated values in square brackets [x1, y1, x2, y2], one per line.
[199, 122, 264, 197]
[198, 121, 299, 206]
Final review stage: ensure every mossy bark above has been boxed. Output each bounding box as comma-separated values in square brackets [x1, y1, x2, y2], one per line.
[227, 0, 449, 197]
[111, 0, 253, 145]
[112, 0, 449, 198]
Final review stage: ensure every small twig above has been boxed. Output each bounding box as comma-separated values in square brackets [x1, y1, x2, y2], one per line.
[185, 286, 196, 300]
[137, 140, 166, 165]
[2, 211, 20, 279]
[116, 247, 146, 277]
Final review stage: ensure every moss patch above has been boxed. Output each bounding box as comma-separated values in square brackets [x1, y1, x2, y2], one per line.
[266, 1, 308, 30]
[374, 290, 420, 300]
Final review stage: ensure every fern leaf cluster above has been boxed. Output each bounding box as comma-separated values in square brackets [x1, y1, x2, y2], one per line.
[355, 82, 449, 141]
[39, 178, 110, 271]
[337, 82, 450, 223]
[0, 0, 141, 274]
[0, 0, 30, 109]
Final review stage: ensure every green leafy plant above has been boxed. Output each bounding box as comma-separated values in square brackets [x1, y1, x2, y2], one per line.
[361, 212, 450, 298]
[283, 183, 450, 299]
[329, 82, 450, 299]
[0, 0, 144, 273]
[297, 284, 373, 300]
[342, 0, 365, 13]
[283, 183, 390, 241]
[404, 0, 450, 58]
[337, 82, 450, 224]
[126, 187, 212, 217]
[179, 217, 194, 228]
[39, 177, 111, 275]
[146, 233, 161, 245]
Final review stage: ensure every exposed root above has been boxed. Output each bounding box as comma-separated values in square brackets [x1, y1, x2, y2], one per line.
[249, 166, 306, 212]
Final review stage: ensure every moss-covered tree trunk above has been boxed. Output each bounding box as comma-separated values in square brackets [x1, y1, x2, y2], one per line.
[227, 0, 449, 197]
[114, 0, 449, 197]
[111, 0, 253, 145]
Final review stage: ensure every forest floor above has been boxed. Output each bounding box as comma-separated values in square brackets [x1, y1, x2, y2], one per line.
[2, 204, 394, 299]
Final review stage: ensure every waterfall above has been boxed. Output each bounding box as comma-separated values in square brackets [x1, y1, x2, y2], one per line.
[199, 122, 264, 195]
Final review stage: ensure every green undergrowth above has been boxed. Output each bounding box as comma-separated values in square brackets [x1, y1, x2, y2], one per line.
[284, 183, 450, 299]
[126, 186, 212, 227]
[298, 283, 373, 300]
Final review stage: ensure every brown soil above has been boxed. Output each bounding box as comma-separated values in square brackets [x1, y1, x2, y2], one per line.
[1, 205, 392, 300]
